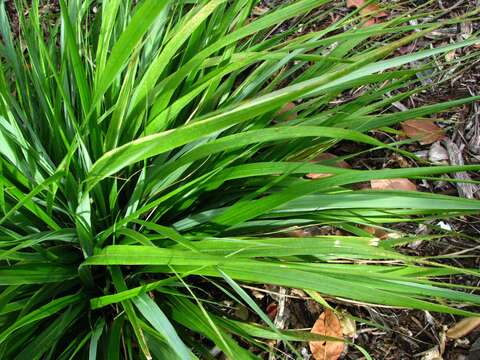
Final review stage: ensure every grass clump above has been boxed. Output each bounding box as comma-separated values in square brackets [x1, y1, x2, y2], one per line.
[0, 0, 479, 358]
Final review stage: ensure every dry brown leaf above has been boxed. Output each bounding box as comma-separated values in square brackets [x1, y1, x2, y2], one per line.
[274, 102, 297, 122]
[346, 0, 363, 7]
[309, 309, 344, 360]
[266, 303, 278, 320]
[288, 228, 313, 237]
[305, 173, 334, 180]
[363, 18, 377, 27]
[234, 305, 249, 321]
[346, 0, 383, 13]
[306, 153, 351, 179]
[346, 0, 387, 26]
[336, 309, 356, 337]
[398, 42, 417, 55]
[446, 317, 480, 339]
[401, 120, 445, 145]
[361, 225, 388, 239]
[370, 178, 417, 191]
[252, 6, 269, 16]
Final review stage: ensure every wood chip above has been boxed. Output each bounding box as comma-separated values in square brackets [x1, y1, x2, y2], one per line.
[428, 142, 449, 164]
[273, 287, 288, 330]
[446, 317, 480, 339]
[444, 139, 479, 199]
[268, 287, 289, 360]
[419, 345, 442, 360]
[465, 104, 480, 155]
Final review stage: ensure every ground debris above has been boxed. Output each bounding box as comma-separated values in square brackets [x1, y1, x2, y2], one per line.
[444, 139, 479, 199]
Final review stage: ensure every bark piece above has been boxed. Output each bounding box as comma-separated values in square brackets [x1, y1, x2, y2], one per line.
[444, 139, 479, 199]
[447, 317, 480, 339]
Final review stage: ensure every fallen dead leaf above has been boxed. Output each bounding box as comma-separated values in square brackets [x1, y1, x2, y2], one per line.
[309, 309, 344, 360]
[288, 228, 314, 237]
[346, 0, 387, 26]
[234, 305, 249, 321]
[252, 6, 269, 16]
[401, 120, 445, 145]
[346, 0, 387, 15]
[336, 309, 356, 337]
[346, 0, 363, 7]
[274, 102, 297, 123]
[361, 225, 388, 240]
[446, 317, 480, 339]
[305, 173, 332, 180]
[363, 18, 377, 27]
[291, 289, 307, 298]
[371, 178, 417, 191]
[266, 303, 278, 320]
[398, 42, 417, 55]
[306, 153, 351, 179]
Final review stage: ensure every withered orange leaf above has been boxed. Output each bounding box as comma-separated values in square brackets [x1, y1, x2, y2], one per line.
[361, 225, 388, 240]
[288, 228, 312, 237]
[363, 18, 377, 27]
[305, 153, 350, 179]
[309, 309, 344, 360]
[252, 6, 269, 16]
[401, 120, 445, 145]
[370, 178, 417, 191]
[266, 302, 278, 320]
[274, 102, 297, 122]
[346, 0, 388, 24]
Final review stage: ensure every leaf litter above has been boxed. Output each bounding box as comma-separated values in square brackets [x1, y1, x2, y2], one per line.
[309, 309, 345, 360]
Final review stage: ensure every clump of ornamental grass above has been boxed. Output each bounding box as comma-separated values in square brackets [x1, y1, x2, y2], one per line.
[0, 0, 479, 358]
